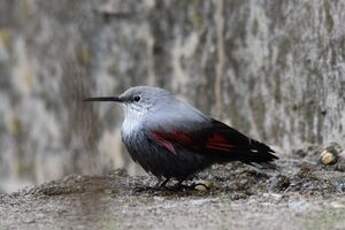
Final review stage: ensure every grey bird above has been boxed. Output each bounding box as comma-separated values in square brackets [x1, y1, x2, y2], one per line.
[85, 86, 278, 188]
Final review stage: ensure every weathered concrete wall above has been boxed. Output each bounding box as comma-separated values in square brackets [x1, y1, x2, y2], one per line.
[0, 0, 344, 191]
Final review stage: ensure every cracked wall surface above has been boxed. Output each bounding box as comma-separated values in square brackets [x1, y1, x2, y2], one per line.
[0, 0, 344, 191]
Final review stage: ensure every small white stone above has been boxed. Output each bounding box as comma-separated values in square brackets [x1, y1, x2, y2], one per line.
[320, 150, 336, 165]
[194, 181, 213, 191]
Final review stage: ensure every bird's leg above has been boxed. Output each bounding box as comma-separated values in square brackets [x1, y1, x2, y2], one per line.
[159, 178, 170, 187]
[154, 178, 163, 187]
[177, 179, 186, 188]
[135, 177, 171, 192]
[171, 178, 191, 190]
[158, 177, 170, 188]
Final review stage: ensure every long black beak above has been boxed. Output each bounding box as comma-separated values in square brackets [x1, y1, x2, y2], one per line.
[83, 96, 123, 102]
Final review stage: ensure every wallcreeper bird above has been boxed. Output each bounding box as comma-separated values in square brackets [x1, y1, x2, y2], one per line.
[85, 86, 278, 188]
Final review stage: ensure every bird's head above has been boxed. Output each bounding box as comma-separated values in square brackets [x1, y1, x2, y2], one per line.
[84, 86, 173, 117]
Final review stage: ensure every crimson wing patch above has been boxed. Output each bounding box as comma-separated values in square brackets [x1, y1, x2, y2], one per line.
[150, 128, 235, 155]
[150, 131, 178, 154]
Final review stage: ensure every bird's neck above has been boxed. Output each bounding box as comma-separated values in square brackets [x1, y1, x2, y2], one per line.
[121, 110, 145, 138]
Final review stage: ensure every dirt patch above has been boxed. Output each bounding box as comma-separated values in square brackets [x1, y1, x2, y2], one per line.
[1, 143, 345, 229]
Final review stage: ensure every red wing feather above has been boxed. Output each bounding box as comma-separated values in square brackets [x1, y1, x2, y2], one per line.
[150, 128, 235, 155]
[151, 132, 177, 154]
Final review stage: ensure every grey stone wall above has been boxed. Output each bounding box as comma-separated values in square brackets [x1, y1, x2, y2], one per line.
[0, 0, 344, 191]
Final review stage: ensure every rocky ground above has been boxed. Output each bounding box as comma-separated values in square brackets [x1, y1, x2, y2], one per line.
[1, 143, 345, 230]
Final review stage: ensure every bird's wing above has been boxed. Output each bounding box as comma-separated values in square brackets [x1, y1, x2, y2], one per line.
[148, 119, 278, 164]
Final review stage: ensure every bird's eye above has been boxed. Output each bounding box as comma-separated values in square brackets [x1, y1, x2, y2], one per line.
[133, 95, 141, 102]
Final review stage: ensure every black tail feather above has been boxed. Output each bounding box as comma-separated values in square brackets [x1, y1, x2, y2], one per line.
[239, 139, 278, 165]
[216, 139, 278, 166]
[209, 119, 278, 165]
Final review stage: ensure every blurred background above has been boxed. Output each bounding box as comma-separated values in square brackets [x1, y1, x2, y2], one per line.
[0, 0, 344, 192]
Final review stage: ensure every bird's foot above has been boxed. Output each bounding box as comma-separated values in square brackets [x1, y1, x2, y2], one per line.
[157, 178, 170, 188]
[133, 178, 172, 193]
[133, 179, 210, 193]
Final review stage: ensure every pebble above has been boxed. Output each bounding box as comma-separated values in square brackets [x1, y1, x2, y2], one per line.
[194, 181, 213, 191]
[320, 150, 337, 165]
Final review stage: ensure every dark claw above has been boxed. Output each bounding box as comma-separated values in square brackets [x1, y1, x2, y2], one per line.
[158, 178, 171, 188]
